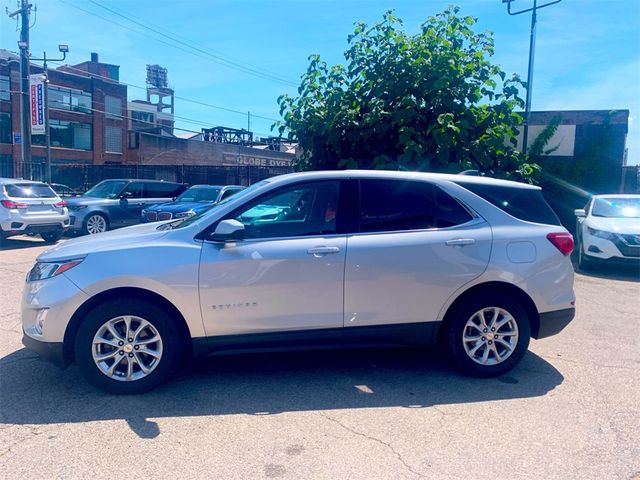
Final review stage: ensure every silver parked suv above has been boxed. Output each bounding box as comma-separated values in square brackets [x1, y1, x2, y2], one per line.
[1, 178, 69, 244]
[22, 171, 575, 394]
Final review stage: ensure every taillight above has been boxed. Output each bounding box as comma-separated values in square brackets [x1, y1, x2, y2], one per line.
[55, 200, 67, 208]
[547, 232, 574, 256]
[1, 200, 28, 209]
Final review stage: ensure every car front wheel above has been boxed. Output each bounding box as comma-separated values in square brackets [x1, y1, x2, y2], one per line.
[444, 293, 531, 377]
[84, 213, 108, 235]
[74, 299, 183, 394]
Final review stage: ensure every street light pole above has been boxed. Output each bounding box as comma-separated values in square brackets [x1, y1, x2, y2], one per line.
[31, 46, 68, 184]
[503, 0, 562, 154]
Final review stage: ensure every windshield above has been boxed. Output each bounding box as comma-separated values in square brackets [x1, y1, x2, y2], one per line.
[4, 183, 57, 198]
[84, 180, 129, 199]
[177, 187, 222, 203]
[163, 180, 270, 230]
[592, 197, 640, 218]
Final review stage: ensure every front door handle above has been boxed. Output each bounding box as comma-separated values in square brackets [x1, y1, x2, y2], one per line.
[307, 246, 340, 257]
[446, 238, 476, 246]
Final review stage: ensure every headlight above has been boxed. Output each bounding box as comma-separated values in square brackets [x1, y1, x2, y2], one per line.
[587, 227, 615, 240]
[28, 258, 84, 282]
[174, 210, 195, 219]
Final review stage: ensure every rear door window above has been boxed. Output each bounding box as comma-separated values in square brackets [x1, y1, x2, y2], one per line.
[122, 181, 145, 199]
[4, 183, 57, 198]
[358, 180, 473, 233]
[456, 182, 561, 226]
[145, 182, 184, 198]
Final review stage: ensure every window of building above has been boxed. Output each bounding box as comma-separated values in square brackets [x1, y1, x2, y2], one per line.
[358, 180, 473, 233]
[0, 75, 9, 102]
[131, 110, 155, 127]
[0, 112, 11, 143]
[105, 126, 122, 153]
[105, 95, 122, 118]
[48, 85, 92, 113]
[32, 120, 92, 150]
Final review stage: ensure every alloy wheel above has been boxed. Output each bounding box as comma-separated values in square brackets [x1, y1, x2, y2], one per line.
[92, 315, 164, 382]
[462, 307, 519, 366]
[86, 215, 107, 234]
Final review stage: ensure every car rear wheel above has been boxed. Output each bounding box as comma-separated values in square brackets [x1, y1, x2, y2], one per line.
[74, 299, 183, 394]
[41, 231, 63, 244]
[84, 213, 108, 235]
[444, 293, 531, 377]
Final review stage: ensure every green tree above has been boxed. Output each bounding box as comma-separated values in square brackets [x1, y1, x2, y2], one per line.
[277, 7, 536, 180]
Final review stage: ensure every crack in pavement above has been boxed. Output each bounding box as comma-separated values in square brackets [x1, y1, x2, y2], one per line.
[318, 412, 426, 478]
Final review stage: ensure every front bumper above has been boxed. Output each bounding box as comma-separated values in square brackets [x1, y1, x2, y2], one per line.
[582, 234, 640, 261]
[533, 308, 575, 339]
[22, 332, 65, 368]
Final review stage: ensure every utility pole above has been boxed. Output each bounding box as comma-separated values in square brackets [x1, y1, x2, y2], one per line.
[31, 46, 68, 184]
[8, 0, 32, 179]
[502, 0, 562, 155]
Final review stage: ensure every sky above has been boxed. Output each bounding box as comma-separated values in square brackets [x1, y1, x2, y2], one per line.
[2, 0, 639, 164]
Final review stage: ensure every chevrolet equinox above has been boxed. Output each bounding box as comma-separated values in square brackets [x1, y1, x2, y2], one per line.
[22, 171, 575, 394]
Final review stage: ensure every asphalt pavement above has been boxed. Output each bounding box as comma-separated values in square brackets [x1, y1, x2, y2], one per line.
[1, 235, 639, 479]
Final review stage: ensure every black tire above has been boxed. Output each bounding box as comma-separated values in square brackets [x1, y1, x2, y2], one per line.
[444, 293, 531, 377]
[41, 231, 63, 244]
[576, 235, 593, 271]
[74, 299, 184, 394]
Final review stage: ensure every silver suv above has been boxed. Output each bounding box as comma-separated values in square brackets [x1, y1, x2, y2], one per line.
[1, 178, 69, 244]
[22, 171, 575, 394]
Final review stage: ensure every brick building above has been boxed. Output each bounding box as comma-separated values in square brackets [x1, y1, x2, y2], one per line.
[0, 49, 295, 184]
[0, 50, 128, 178]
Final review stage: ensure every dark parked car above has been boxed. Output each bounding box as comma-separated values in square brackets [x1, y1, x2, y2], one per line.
[49, 183, 81, 198]
[66, 179, 187, 235]
[141, 184, 244, 222]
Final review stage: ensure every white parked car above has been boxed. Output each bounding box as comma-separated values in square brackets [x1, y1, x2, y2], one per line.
[1, 178, 70, 244]
[574, 194, 640, 268]
[22, 171, 576, 394]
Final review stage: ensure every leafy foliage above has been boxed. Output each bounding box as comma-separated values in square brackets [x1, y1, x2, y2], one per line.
[277, 7, 536, 180]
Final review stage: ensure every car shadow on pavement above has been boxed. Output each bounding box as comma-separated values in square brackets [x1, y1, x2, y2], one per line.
[572, 261, 640, 282]
[0, 347, 564, 439]
[0, 236, 50, 250]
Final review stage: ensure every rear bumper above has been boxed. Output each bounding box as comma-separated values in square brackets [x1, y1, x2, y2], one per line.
[533, 308, 575, 339]
[22, 332, 65, 368]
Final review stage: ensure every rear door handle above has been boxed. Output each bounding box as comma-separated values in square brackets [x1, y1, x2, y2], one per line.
[307, 246, 340, 257]
[445, 238, 476, 246]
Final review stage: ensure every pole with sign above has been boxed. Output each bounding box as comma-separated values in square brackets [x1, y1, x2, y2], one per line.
[29, 74, 45, 135]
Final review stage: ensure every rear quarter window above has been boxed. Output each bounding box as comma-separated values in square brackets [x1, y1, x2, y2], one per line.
[457, 182, 561, 226]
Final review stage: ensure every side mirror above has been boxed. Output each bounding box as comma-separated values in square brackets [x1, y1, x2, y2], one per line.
[209, 219, 245, 242]
[574, 209, 586, 218]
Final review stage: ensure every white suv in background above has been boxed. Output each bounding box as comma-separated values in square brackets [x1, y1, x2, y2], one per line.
[1, 178, 70, 245]
[22, 171, 576, 394]
[575, 194, 640, 268]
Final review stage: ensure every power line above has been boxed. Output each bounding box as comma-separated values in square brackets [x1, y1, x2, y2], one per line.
[1, 88, 284, 140]
[57, 0, 298, 88]
[50, 61, 281, 123]
[87, 0, 296, 87]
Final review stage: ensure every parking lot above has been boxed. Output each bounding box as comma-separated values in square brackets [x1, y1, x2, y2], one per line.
[0, 236, 638, 480]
